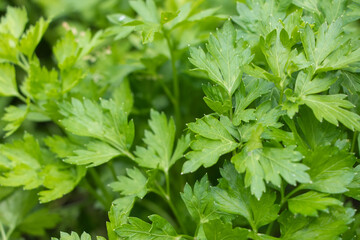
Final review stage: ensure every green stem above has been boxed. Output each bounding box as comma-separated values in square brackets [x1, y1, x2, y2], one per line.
[0, 223, 7, 240]
[107, 161, 117, 181]
[82, 178, 109, 209]
[18, 53, 30, 72]
[89, 168, 113, 206]
[163, 29, 181, 130]
[267, 183, 286, 235]
[249, 219, 257, 234]
[165, 171, 171, 197]
[154, 180, 187, 234]
[279, 88, 284, 105]
[5, 226, 14, 240]
[16, 94, 27, 103]
[158, 76, 176, 105]
[178, 235, 194, 240]
[280, 185, 304, 208]
[351, 131, 358, 153]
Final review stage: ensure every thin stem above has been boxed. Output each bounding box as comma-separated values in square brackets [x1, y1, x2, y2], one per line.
[5, 226, 14, 240]
[280, 185, 304, 208]
[17, 53, 30, 72]
[267, 183, 286, 235]
[123, 150, 136, 161]
[351, 131, 358, 153]
[165, 171, 171, 198]
[249, 219, 257, 234]
[163, 29, 181, 130]
[107, 161, 117, 181]
[0, 223, 7, 240]
[89, 168, 113, 206]
[167, 196, 187, 234]
[158, 76, 176, 105]
[178, 235, 194, 240]
[153, 180, 187, 234]
[16, 94, 27, 103]
[279, 89, 284, 105]
[82, 178, 109, 209]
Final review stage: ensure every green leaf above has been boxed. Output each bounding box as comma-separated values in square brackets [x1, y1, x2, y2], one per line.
[303, 146, 355, 194]
[302, 94, 360, 131]
[233, 124, 310, 199]
[279, 207, 355, 240]
[233, 78, 273, 125]
[203, 219, 249, 240]
[0, 133, 45, 189]
[288, 191, 342, 217]
[65, 141, 121, 167]
[129, 0, 159, 23]
[116, 214, 179, 239]
[0, 33, 19, 63]
[0, 190, 37, 231]
[52, 232, 93, 240]
[44, 135, 80, 159]
[182, 115, 238, 173]
[189, 20, 253, 95]
[38, 165, 86, 203]
[345, 165, 360, 201]
[0, 133, 86, 202]
[109, 167, 148, 198]
[202, 83, 232, 114]
[232, 0, 288, 45]
[17, 208, 60, 236]
[181, 175, 219, 224]
[60, 98, 134, 158]
[295, 71, 337, 96]
[212, 163, 279, 231]
[22, 61, 60, 101]
[134, 110, 190, 172]
[0, 63, 19, 97]
[259, 28, 292, 84]
[340, 71, 360, 95]
[0, 6, 28, 38]
[107, 196, 135, 240]
[53, 30, 104, 69]
[112, 78, 134, 114]
[300, 20, 351, 72]
[19, 17, 50, 58]
[53, 31, 78, 69]
[296, 107, 342, 150]
[2, 105, 28, 137]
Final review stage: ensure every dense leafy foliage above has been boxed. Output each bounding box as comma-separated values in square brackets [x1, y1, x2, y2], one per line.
[0, 0, 360, 239]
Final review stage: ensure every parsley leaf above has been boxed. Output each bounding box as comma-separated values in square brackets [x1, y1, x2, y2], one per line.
[182, 115, 239, 173]
[109, 167, 148, 199]
[60, 98, 134, 160]
[212, 163, 279, 231]
[288, 191, 342, 217]
[279, 207, 355, 239]
[302, 146, 356, 194]
[189, 20, 253, 96]
[116, 214, 180, 239]
[134, 109, 190, 172]
[64, 141, 122, 167]
[203, 219, 249, 240]
[181, 175, 219, 224]
[0, 63, 19, 97]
